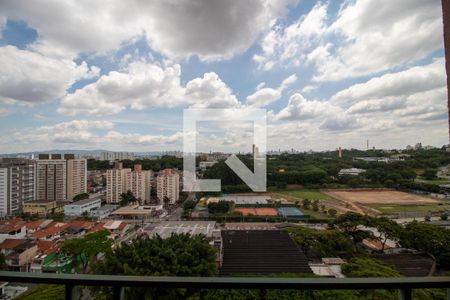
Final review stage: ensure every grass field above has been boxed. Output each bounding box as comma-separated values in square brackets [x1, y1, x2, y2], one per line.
[367, 203, 449, 214]
[275, 190, 334, 200]
[415, 178, 450, 185]
[300, 208, 331, 219]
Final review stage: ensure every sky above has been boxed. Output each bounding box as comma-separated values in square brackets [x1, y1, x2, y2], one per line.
[0, 0, 448, 154]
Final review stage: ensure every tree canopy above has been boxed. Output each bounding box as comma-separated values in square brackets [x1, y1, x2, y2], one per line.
[61, 230, 112, 273]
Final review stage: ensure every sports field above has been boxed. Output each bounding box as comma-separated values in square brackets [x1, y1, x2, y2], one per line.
[234, 207, 278, 216]
[323, 189, 438, 205]
[275, 190, 334, 200]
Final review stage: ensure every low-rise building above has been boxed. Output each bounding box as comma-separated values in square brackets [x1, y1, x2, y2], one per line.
[90, 205, 118, 219]
[0, 219, 26, 243]
[338, 168, 366, 176]
[22, 200, 65, 216]
[64, 197, 102, 216]
[0, 239, 38, 271]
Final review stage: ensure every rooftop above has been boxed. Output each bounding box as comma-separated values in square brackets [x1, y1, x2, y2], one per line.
[144, 221, 217, 239]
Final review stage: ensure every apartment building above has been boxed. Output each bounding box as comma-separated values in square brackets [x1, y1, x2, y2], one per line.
[36, 154, 87, 202]
[106, 162, 131, 204]
[101, 151, 134, 161]
[0, 158, 35, 216]
[156, 169, 179, 204]
[126, 165, 152, 204]
[66, 155, 87, 201]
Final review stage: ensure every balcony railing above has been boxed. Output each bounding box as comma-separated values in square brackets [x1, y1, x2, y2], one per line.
[0, 271, 449, 300]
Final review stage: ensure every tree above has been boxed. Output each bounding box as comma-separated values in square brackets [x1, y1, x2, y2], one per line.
[312, 200, 319, 212]
[183, 200, 196, 211]
[366, 217, 402, 252]
[61, 230, 112, 273]
[119, 190, 136, 207]
[440, 211, 449, 221]
[93, 233, 217, 299]
[207, 201, 232, 214]
[302, 199, 311, 210]
[342, 257, 400, 278]
[288, 227, 355, 258]
[423, 168, 437, 180]
[73, 193, 89, 201]
[331, 212, 371, 245]
[328, 209, 337, 218]
[399, 221, 450, 258]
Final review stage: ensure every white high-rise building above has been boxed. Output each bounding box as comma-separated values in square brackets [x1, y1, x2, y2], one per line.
[101, 151, 134, 161]
[126, 165, 152, 204]
[106, 162, 131, 204]
[0, 158, 35, 216]
[156, 169, 179, 204]
[36, 154, 87, 202]
[66, 157, 87, 201]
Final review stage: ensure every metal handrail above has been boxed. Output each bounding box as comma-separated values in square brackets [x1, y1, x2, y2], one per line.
[0, 271, 449, 300]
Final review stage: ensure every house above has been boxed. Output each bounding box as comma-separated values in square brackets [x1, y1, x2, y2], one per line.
[25, 219, 53, 233]
[0, 239, 38, 271]
[0, 219, 26, 243]
[31, 222, 70, 241]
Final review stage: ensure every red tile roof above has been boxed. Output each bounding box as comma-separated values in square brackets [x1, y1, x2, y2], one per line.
[26, 220, 47, 231]
[68, 220, 95, 230]
[0, 239, 26, 250]
[0, 219, 25, 233]
[31, 223, 70, 239]
[37, 240, 62, 255]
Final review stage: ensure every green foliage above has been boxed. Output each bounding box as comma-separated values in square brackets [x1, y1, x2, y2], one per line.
[327, 208, 337, 217]
[183, 199, 197, 211]
[423, 169, 437, 180]
[312, 200, 319, 212]
[399, 221, 450, 258]
[208, 201, 232, 214]
[93, 233, 217, 299]
[61, 230, 112, 273]
[17, 284, 65, 300]
[288, 227, 355, 258]
[302, 199, 311, 209]
[342, 258, 401, 277]
[331, 212, 372, 245]
[72, 193, 89, 201]
[120, 190, 137, 207]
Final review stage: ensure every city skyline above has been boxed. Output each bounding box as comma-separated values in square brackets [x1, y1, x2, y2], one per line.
[0, 0, 448, 153]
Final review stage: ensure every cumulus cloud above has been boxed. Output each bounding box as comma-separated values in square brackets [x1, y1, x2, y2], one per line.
[246, 74, 297, 107]
[59, 61, 240, 115]
[185, 72, 240, 108]
[254, 0, 442, 82]
[312, 0, 443, 81]
[1, 0, 290, 61]
[274, 93, 337, 121]
[331, 58, 446, 108]
[0, 45, 99, 103]
[254, 2, 327, 70]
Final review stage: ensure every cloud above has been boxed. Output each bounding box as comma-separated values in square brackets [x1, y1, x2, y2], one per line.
[11, 119, 114, 146]
[332, 58, 445, 106]
[0, 45, 99, 103]
[59, 61, 240, 115]
[0, 108, 9, 116]
[185, 72, 240, 108]
[254, 2, 328, 70]
[246, 73, 297, 107]
[312, 0, 443, 81]
[1, 0, 290, 61]
[274, 93, 337, 121]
